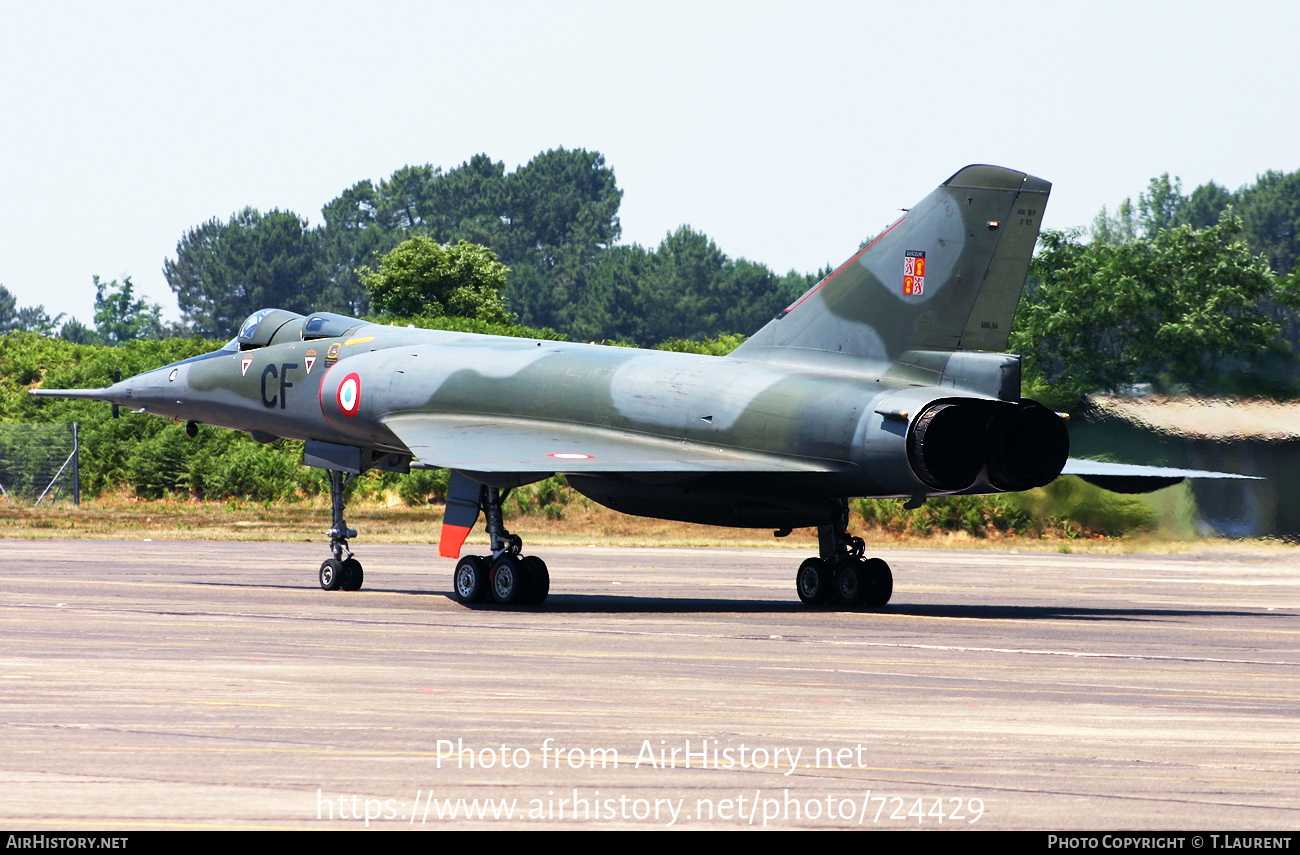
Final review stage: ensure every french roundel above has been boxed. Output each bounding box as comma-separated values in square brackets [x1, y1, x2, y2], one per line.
[337, 373, 361, 417]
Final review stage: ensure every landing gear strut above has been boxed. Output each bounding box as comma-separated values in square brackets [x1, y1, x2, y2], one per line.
[453, 484, 549, 607]
[796, 499, 891, 608]
[319, 469, 364, 592]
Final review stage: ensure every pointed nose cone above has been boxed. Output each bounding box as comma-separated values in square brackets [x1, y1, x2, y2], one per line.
[29, 378, 135, 407]
[30, 362, 191, 413]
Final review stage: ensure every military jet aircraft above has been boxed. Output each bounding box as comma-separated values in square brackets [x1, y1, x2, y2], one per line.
[32, 165, 1254, 609]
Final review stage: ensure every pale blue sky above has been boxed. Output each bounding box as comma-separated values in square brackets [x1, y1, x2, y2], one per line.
[2, 0, 1297, 325]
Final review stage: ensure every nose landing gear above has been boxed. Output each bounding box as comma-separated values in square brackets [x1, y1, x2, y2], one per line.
[319, 469, 364, 592]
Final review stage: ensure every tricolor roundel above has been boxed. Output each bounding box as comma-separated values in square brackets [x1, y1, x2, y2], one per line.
[336, 372, 361, 417]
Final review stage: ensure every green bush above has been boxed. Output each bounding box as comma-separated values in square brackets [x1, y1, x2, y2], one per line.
[1011, 476, 1157, 537]
[501, 475, 574, 520]
[398, 469, 451, 505]
[857, 494, 1034, 537]
[857, 476, 1159, 539]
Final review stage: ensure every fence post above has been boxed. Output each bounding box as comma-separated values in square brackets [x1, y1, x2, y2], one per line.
[72, 422, 80, 507]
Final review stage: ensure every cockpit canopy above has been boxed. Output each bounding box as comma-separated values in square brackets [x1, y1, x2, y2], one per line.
[302, 312, 366, 340]
[222, 309, 366, 351]
[236, 309, 302, 349]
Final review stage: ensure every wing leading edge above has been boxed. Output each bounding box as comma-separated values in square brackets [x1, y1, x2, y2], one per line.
[1061, 459, 1259, 480]
[382, 413, 848, 474]
[1062, 458, 1260, 494]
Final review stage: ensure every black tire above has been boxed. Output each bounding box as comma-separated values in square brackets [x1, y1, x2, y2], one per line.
[340, 558, 364, 591]
[453, 556, 489, 604]
[834, 558, 866, 607]
[796, 557, 832, 605]
[491, 554, 530, 605]
[521, 556, 549, 606]
[862, 557, 893, 607]
[319, 558, 344, 591]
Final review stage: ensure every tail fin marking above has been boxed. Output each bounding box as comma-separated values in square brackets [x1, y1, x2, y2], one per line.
[733, 165, 1050, 365]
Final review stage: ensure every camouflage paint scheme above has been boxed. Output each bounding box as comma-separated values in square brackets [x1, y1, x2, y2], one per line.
[38, 166, 1069, 534]
[37, 165, 1261, 604]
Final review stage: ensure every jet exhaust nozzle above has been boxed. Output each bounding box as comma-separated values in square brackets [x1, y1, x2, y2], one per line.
[907, 403, 988, 491]
[907, 399, 1068, 493]
[985, 401, 1070, 491]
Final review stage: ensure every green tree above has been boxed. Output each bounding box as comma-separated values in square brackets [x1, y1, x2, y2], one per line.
[564, 243, 648, 342]
[1096, 169, 1300, 274]
[376, 164, 437, 231]
[318, 155, 512, 316]
[570, 229, 821, 346]
[503, 148, 621, 266]
[16, 306, 62, 335]
[92, 275, 164, 344]
[1178, 181, 1233, 230]
[1137, 174, 1184, 236]
[360, 237, 512, 323]
[0, 285, 63, 335]
[500, 148, 623, 330]
[1090, 199, 1139, 244]
[0, 285, 16, 332]
[164, 207, 330, 337]
[58, 318, 100, 345]
[1092, 175, 1186, 244]
[1012, 213, 1287, 405]
[172, 147, 828, 346]
[1237, 170, 1300, 274]
[628, 226, 723, 342]
[318, 179, 397, 317]
[429, 154, 509, 247]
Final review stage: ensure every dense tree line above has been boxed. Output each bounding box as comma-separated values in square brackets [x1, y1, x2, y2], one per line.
[1015, 170, 1300, 407]
[165, 150, 625, 337]
[1012, 215, 1297, 406]
[161, 148, 823, 345]
[0, 284, 64, 336]
[1091, 171, 1300, 275]
[159, 155, 1300, 356]
[3, 277, 177, 346]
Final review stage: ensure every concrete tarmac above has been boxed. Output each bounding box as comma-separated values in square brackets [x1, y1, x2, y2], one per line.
[1, 539, 1297, 830]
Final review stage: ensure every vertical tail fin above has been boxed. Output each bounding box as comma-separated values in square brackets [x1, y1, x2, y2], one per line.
[733, 165, 1050, 364]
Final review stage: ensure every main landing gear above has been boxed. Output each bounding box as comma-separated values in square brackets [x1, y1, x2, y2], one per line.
[453, 485, 549, 607]
[319, 469, 364, 592]
[795, 500, 892, 608]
